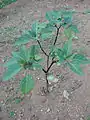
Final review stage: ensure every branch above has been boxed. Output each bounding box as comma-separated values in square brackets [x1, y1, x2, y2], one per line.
[46, 60, 58, 73]
[37, 40, 49, 57]
[42, 68, 47, 73]
[53, 25, 62, 45]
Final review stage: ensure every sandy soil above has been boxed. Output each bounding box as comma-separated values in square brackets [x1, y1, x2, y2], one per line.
[0, 0, 90, 120]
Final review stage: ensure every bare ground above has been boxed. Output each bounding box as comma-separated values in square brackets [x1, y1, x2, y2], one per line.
[0, 0, 90, 120]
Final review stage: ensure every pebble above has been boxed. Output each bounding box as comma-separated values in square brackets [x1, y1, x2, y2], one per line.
[0, 101, 4, 104]
[63, 90, 69, 100]
[80, 118, 84, 120]
[41, 109, 43, 112]
[46, 108, 51, 113]
[49, 86, 53, 92]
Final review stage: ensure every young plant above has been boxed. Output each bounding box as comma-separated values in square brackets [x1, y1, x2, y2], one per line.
[3, 8, 90, 94]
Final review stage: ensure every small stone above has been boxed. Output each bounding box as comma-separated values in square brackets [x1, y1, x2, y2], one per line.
[80, 118, 84, 120]
[30, 114, 39, 120]
[63, 90, 69, 100]
[53, 78, 59, 83]
[47, 108, 51, 112]
[49, 86, 53, 92]
[41, 109, 43, 112]
[1, 101, 4, 104]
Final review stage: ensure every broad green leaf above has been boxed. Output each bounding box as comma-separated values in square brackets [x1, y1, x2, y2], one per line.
[19, 46, 29, 61]
[64, 28, 73, 39]
[31, 22, 38, 39]
[69, 25, 79, 33]
[60, 9, 75, 18]
[67, 61, 84, 75]
[63, 17, 72, 24]
[45, 10, 62, 24]
[12, 45, 41, 67]
[63, 38, 72, 56]
[12, 51, 25, 61]
[34, 55, 43, 62]
[9, 111, 15, 118]
[34, 55, 42, 60]
[29, 45, 39, 59]
[32, 62, 42, 70]
[72, 54, 90, 64]
[15, 31, 32, 45]
[37, 22, 47, 33]
[56, 49, 65, 64]
[41, 32, 52, 40]
[15, 98, 22, 104]
[49, 46, 57, 58]
[20, 74, 34, 94]
[40, 23, 55, 40]
[3, 63, 22, 81]
[46, 10, 57, 23]
[4, 58, 17, 67]
[0, 0, 17, 9]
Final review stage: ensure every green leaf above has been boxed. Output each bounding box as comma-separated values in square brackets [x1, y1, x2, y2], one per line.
[19, 46, 29, 61]
[69, 25, 79, 33]
[12, 51, 25, 62]
[67, 61, 84, 75]
[40, 23, 55, 40]
[63, 38, 72, 56]
[56, 49, 65, 64]
[15, 98, 22, 104]
[29, 45, 39, 60]
[0, 0, 17, 9]
[4, 58, 17, 67]
[41, 32, 53, 40]
[63, 17, 72, 24]
[46, 10, 57, 23]
[15, 31, 32, 45]
[3, 63, 22, 81]
[34, 55, 43, 62]
[64, 28, 73, 39]
[49, 46, 57, 58]
[31, 22, 38, 39]
[45, 10, 61, 24]
[32, 62, 42, 70]
[72, 54, 90, 64]
[20, 74, 34, 94]
[60, 9, 75, 18]
[9, 111, 15, 118]
[37, 22, 47, 33]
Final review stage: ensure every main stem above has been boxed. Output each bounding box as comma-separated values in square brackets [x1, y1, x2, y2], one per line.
[45, 72, 49, 93]
[45, 25, 61, 92]
[37, 25, 61, 93]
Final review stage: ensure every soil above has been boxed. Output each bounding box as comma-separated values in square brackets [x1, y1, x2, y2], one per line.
[0, 0, 90, 120]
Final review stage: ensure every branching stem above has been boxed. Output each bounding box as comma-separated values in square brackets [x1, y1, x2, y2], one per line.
[37, 40, 49, 57]
[37, 25, 62, 93]
[53, 25, 61, 45]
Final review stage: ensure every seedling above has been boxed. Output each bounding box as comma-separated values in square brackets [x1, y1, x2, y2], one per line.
[3, 8, 90, 94]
